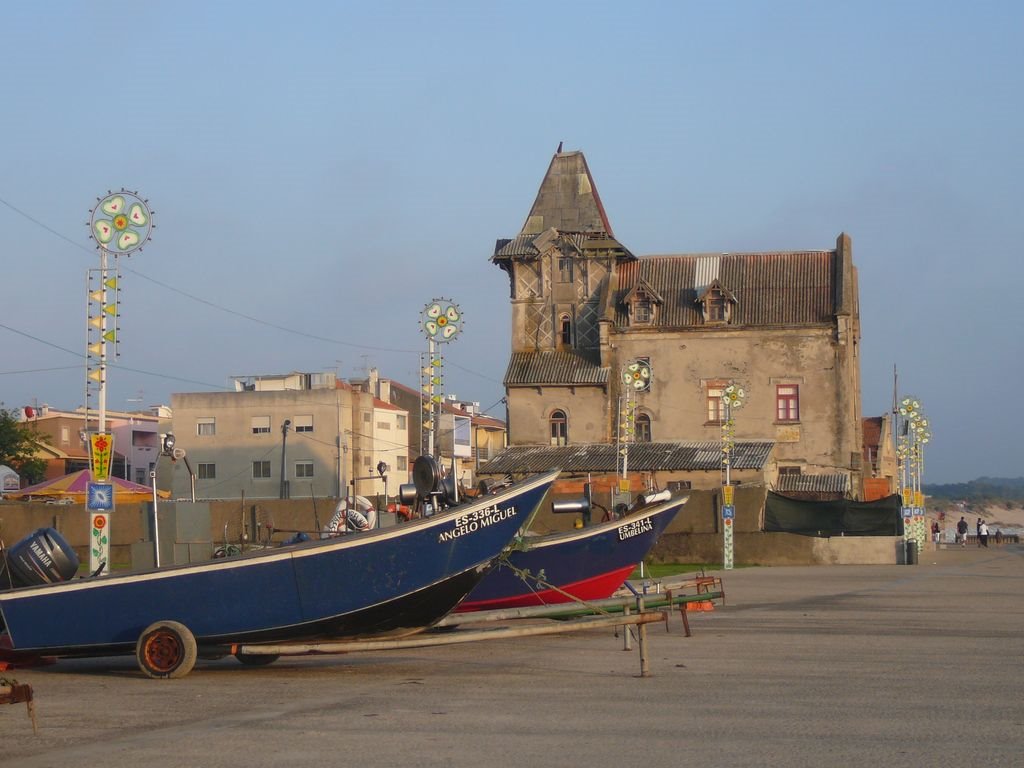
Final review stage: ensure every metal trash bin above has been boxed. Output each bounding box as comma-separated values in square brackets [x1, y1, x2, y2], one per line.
[905, 540, 918, 565]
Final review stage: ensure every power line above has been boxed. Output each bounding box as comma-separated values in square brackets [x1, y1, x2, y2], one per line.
[1, 193, 505, 387]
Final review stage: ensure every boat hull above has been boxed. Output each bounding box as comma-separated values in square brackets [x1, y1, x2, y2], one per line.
[0, 470, 558, 655]
[456, 496, 684, 612]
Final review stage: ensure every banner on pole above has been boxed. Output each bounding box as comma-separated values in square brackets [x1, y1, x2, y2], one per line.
[723, 485, 734, 505]
[89, 512, 110, 575]
[90, 433, 114, 481]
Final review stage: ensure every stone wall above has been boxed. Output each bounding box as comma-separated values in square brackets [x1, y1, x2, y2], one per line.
[2, 483, 906, 570]
[0, 498, 350, 570]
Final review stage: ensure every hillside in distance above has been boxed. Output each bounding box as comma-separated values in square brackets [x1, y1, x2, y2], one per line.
[924, 476, 1024, 502]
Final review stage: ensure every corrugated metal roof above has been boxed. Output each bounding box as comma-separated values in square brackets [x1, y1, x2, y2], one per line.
[504, 350, 609, 387]
[479, 441, 774, 474]
[493, 231, 633, 262]
[494, 234, 539, 259]
[614, 251, 836, 328]
[776, 473, 850, 493]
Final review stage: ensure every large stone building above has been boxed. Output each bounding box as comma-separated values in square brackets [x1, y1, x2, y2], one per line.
[484, 149, 864, 498]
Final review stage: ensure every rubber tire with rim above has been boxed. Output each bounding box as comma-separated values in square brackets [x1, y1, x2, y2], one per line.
[136, 620, 198, 679]
[234, 651, 280, 666]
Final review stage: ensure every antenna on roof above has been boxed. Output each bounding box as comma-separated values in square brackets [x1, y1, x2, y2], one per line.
[556, 141, 563, 154]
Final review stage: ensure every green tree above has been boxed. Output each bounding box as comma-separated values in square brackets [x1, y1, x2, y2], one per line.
[0, 407, 47, 486]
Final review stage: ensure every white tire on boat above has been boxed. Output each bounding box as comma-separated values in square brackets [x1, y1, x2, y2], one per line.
[136, 620, 198, 679]
[322, 495, 377, 536]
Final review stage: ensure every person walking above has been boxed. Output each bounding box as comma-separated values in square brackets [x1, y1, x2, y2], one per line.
[976, 518, 983, 547]
[931, 520, 941, 544]
[979, 520, 989, 548]
[957, 516, 969, 547]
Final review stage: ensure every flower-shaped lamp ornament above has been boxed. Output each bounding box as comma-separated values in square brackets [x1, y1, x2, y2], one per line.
[721, 383, 746, 410]
[621, 359, 652, 392]
[89, 190, 154, 255]
[898, 396, 921, 419]
[421, 299, 463, 343]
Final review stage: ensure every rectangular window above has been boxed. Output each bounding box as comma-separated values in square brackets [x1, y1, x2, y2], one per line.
[253, 460, 272, 479]
[635, 414, 652, 442]
[667, 480, 692, 491]
[377, 421, 391, 430]
[634, 299, 651, 323]
[363, 412, 371, 423]
[396, 456, 407, 471]
[251, 416, 271, 434]
[135, 468, 147, 485]
[295, 461, 314, 478]
[709, 297, 727, 321]
[196, 417, 216, 436]
[198, 463, 216, 479]
[397, 415, 407, 429]
[557, 256, 573, 283]
[293, 414, 313, 433]
[549, 411, 567, 447]
[776, 385, 800, 422]
[706, 386, 725, 423]
[778, 466, 802, 476]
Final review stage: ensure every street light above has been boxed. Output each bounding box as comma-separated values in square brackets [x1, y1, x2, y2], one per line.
[280, 419, 291, 499]
[720, 383, 745, 571]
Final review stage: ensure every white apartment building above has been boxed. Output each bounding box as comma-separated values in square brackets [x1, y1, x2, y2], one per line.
[169, 372, 409, 501]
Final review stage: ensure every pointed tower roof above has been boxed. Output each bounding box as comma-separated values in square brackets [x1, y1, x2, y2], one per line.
[519, 149, 614, 237]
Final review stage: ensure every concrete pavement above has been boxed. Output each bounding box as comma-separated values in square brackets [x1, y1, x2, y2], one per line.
[2, 545, 1022, 767]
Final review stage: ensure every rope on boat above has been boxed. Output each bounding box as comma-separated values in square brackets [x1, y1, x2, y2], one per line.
[492, 555, 643, 642]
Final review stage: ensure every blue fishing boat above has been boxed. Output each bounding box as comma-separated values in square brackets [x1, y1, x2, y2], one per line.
[456, 492, 685, 613]
[0, 467, 558, 678]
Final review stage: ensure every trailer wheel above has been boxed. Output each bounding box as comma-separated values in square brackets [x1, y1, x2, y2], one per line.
[136, 620, 198, 679]
[234, 651, 280, 667]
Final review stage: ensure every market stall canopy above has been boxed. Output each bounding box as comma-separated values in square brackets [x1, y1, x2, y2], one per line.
[5, 470, 170, 502]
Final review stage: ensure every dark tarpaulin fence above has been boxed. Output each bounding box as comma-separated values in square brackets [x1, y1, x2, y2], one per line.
[764, 492, 904, 537]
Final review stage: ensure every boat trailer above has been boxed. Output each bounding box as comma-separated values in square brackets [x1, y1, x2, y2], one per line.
[231, 610, 667, 677]
[229, 578, 724, 678]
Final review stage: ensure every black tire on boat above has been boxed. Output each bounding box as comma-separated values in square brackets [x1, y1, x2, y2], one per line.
[234, 651, 280, 666]
[136, 620, 198, 679]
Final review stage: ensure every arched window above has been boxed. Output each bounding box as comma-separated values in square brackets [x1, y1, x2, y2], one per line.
[635, 413, 652, 443]
[549, 409, 568, 446]
[559, 315, 572, 346]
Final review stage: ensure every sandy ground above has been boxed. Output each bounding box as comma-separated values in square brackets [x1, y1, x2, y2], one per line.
[2, 546, 1022, 768]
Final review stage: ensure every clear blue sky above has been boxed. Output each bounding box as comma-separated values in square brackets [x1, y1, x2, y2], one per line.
[2, 1, 1021, 484]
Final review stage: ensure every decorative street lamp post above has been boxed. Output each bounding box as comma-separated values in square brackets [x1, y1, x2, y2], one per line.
[720, 383, 745, 570]
[85, 189, 154, 575]
[897, 396, 933, 555]
[618, 358, 652, 492]
[419, 299, 463, 458]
